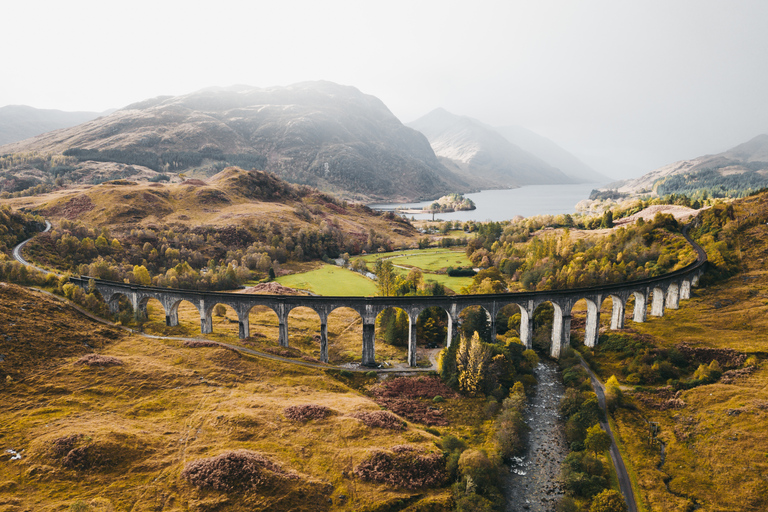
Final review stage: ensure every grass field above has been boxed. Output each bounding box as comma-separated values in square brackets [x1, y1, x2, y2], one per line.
[276, 264, 378, 296]
[0, 283, 460, 511]
[356, 248, 474, 293]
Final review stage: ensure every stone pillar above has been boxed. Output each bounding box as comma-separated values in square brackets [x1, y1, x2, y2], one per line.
[162, 298, 179, 327]
[651, 288, 665, 317]
[692, 273, 700, 287]
[666, 284, 680, 310]
[489, 315, 497, 343]
[584, 300, 600, 348]
[109, 297, 120, 315]
[446, 313, 456, 348]
[520, 305, 533, 349]
[680, 279, 691, 300]
[610, 296, 625, 330]
[130, 291, 140, 319]
[408, 312, 418, 367]
[237, 306, 250, 339]
[362, 320, 376, 367]
[551, 306, 571, 359]
[278, 312, 289, 347]
[633, 292, 647, 323]
[320, 321, 329, 363]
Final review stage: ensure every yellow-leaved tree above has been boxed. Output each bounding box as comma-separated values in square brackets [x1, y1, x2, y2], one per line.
[456, 332, 492, 395]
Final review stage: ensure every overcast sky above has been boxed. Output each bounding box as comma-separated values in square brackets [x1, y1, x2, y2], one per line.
[2, 0, 767, 179]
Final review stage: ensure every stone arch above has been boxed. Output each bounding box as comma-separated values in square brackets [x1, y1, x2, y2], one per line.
[286, 306, 323, 357]
[245, 304, 280, 343]
[532, 300, 570, 358]
[138, 296, 166, 325]
[167, 299, 203, 333]
[494, 303, 523, 341]
[326, 306, 363, 365]
[204, 301, 241, 337]
[106, 291, 133, 317]
[457, 304, 493, 343]
[375, 306, 410, 363]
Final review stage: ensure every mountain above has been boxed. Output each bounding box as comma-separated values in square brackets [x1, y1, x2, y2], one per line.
[0, 82, 468, 203]
[407, 108, 574, 188]
[600, 134, 768, 197]
[494, 125, 608, 183]
[0, 105, 106, 146]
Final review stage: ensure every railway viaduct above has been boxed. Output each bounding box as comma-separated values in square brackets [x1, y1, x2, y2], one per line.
[69, 230, 707, 367]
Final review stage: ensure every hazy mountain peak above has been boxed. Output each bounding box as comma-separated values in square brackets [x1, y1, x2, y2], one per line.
[408, 108, 573, 187]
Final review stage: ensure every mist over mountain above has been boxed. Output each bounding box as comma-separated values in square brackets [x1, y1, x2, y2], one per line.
[0, 82, 473, 202]
[494, 125, 608, 183]
[407, 108, 574, 188]
[0, 105, 106, 146]
[599, 134, 768, 197]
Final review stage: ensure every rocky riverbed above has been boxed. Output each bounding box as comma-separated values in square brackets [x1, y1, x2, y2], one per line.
[503, 359, 569, 511]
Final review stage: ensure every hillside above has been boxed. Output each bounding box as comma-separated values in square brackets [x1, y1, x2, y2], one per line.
[0, 82, 469, 203]
[2, 167, 420, 290]
[0, 283, 460, 511]
[583, 190, 768, 511]
[599, 134, 768, 198]
[407, 108, 574, 188]
[0, 105, 105, 146]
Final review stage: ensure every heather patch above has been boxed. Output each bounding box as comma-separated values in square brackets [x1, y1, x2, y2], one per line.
[283, 404, 334, 421]
[376, 398, 448, 426]
[353, 445, 446, 489]
[74, 354, 123, 367]
[182, 450, 299, 492]
[373, 376, 456, 400]
[349, 410, 406, 430]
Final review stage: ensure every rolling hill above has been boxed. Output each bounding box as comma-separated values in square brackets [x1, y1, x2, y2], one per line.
[407, 108, 575, 188]
[0, 105, 106, 146]
[0, 82, 472, 203]
[598, 134, 768, 198]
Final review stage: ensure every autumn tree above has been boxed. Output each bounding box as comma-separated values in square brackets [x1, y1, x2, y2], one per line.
[584, 424, 611, 459]
[589, 489, 627, 512]
[456, 332, 492, 395]
[375, 259, 397, 296]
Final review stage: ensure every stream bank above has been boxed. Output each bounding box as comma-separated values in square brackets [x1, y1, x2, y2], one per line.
[503, 359, 569, 511]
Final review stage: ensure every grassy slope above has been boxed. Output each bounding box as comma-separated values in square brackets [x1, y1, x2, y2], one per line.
[1, 168, 418, 248]
[0, 283, 468, 511]
[591, 193, 768, 512]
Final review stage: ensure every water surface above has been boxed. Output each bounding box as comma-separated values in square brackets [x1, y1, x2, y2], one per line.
[371, 183, 604, 222]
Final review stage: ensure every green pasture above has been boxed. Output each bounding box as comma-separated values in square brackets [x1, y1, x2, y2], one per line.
[276, 264, 378, 296]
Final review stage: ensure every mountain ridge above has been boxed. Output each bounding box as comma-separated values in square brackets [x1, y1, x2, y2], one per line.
[407, 108, 575, 188]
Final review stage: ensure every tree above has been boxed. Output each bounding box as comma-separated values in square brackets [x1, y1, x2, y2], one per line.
[584, 424, 611, 459]
[133, 265, 151, 286]
[456, 332, 492, 395]
[601, 210, 614, 229]
[374, 259, 396, 296]
[589, 489, 627, 512]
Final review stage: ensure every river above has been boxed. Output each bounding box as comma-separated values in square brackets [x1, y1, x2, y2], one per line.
[503, 359, 569, 511]
[370, 183, 605, 222]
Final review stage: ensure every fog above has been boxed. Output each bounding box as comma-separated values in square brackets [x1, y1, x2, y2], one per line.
[2, 0, 767, 179]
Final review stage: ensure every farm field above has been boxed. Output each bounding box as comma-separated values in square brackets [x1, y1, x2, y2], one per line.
[275, 264, 378, 296]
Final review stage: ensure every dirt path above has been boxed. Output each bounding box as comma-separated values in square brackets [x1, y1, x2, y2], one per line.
[579, 358, 638, 512]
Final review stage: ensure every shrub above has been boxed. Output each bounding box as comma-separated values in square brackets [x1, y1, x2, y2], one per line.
[283, 404, 334, 421]
[182, 340, 220, 348]
[181, 450, 298, 491]
[376, 398, 448, 426]
[373, 376, 456, 399]
[74, 354, 123, 367]
[349, 410, 405, 430]
[353, 446, 446, 489]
